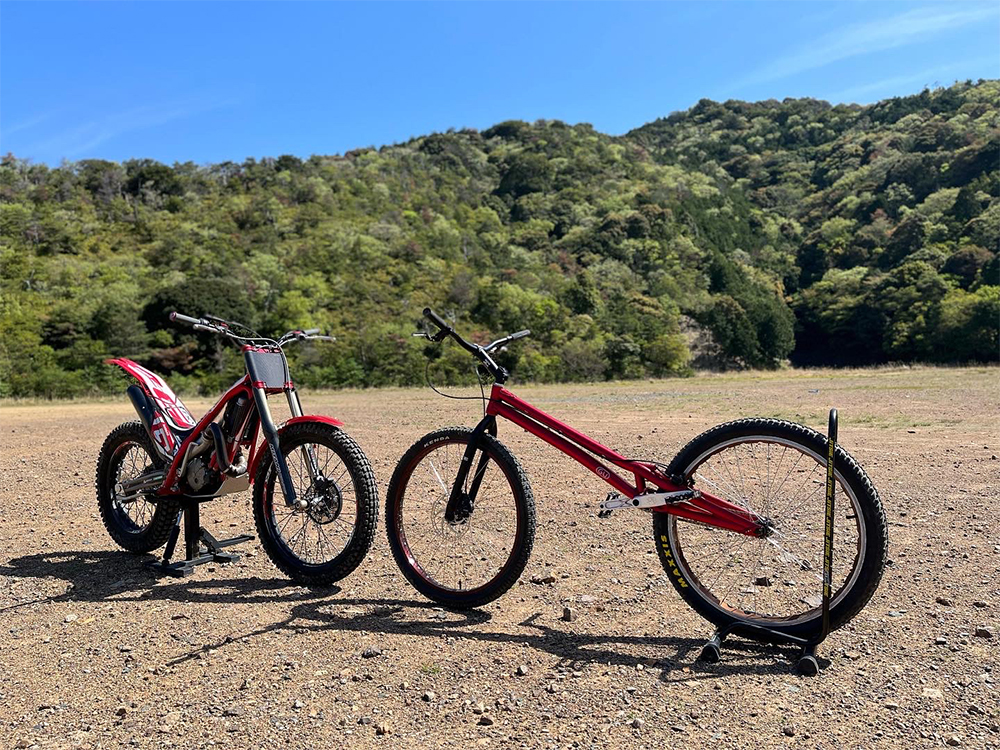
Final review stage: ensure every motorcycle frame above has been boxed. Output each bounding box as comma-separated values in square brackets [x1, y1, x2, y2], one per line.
[147, 345, 328, 506]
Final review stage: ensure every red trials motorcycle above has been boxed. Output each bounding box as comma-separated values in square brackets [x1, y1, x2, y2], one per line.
[96, 312, 378, 584]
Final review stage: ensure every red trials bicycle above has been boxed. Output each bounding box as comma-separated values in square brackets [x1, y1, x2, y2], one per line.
[97, 312, 378, 584]
[386, 309, 887, 645]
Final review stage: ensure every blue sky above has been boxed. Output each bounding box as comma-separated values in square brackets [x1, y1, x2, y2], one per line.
[1, 1, 997, 166]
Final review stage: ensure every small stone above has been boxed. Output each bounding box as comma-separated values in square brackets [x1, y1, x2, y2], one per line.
[361, 647, 382, 658]
[478, 715, 494, 726]
[64, 614, 78, 623]
[115, 706, 128, 717]
[783, 726, 796, 737]
[375, 723, 389, 736]
[884, 701, 899, 709]
[15, 740, 31, 749]
[358, 717, 372, 725]
[946, 736, 962, 747]
[974, 627, 993, 639]
[472, 702, 486, 714]
[422, 691, 436, 702]
[239, 679, 251, 690]
[223, 707, 243, 717]
[292, 700, 304, 709]
[973, 601, 989, 608]
[516, 664, 528, 676]
[922, 688, 943, 699]
[631, 718, 644, 729]
[934, 636, 948, 645]
[754, 576, 772, 587]
[561, 607, 576, 622]
[530, 574, 556, 585]
[935, 596, 953, 607]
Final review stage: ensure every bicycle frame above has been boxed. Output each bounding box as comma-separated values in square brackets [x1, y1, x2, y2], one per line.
[453, 384, 763, 537]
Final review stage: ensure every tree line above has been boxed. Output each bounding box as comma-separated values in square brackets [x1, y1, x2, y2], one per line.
[0, 80, 997, 397]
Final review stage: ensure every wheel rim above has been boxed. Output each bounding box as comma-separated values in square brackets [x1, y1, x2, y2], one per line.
[396, 438, 521, 595]
[111, 442, 158, 533]
[667, 435, 866, 627]
[267, 442, 357, 566]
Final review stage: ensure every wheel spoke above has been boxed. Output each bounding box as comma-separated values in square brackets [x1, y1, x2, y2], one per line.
[667, 433, 868, 627]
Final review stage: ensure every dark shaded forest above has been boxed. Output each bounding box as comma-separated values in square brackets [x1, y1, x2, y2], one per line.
[1, 81, 997, 397]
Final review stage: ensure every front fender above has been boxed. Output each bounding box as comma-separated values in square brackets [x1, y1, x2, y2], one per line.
[248, 415, 345, 480]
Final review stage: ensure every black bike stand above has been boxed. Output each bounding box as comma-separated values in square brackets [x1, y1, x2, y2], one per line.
[698, 409, 839, 676]
[149, 497, 254, 578]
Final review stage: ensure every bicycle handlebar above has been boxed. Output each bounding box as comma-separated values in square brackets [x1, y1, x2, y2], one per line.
[421, 308, 530, 382]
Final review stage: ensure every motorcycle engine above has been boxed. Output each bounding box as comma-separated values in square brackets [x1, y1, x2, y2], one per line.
[185, 455, 222, 494]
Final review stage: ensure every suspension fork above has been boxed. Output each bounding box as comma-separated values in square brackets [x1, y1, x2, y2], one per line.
[444, 415, 497, 523]
[285, 387, 323, 482]
[253, 386, 298, 506]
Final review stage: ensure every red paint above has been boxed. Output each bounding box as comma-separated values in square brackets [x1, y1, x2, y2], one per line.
[105, 358, 196, 429]
[486, 384, 760, 537]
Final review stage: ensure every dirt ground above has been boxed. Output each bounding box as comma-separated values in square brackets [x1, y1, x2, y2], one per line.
[1, 366, 997, 750]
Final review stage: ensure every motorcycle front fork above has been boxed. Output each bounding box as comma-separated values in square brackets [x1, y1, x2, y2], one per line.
[253, 386, 324, 508]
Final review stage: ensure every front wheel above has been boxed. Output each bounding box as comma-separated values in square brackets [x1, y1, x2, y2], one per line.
[654, 418, 887, 638]
[252, 422, 378, 586]
[385, 427, 536, 609]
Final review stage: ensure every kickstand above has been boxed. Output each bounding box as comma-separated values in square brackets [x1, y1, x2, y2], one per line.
[698, 409, 839, 676]
[149, 497, 254, 578]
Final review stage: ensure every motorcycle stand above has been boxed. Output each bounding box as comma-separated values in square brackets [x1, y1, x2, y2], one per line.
[149, 497, 254, 578]
[697, 409, 840, 676]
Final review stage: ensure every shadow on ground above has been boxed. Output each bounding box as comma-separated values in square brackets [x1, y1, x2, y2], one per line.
[2, 549, 822, 680]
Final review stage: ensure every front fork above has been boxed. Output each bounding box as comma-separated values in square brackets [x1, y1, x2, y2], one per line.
[444, 415, 497, 523]
[253, 386, 322, 508]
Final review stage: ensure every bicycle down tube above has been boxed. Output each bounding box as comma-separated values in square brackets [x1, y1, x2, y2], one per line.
[482, 384, 763, 537]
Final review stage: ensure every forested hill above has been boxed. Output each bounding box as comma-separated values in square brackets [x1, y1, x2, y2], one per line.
[1, 81, 997, 397]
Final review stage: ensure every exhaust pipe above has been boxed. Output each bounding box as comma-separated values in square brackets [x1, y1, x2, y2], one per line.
[114, 470, 165, 502]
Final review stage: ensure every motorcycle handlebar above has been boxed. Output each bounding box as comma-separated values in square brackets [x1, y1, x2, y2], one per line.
[170, 311, 203, 327]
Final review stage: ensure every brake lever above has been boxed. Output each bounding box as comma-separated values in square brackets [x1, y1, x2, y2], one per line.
[412, 332, 429, 339]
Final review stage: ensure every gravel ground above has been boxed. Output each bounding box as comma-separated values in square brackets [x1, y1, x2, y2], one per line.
[1, 366, 997, 750]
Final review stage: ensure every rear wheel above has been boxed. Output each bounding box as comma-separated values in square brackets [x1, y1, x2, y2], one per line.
[653, 418, 887, 638]
[96, 422, 179, 553]
[253, 423, 378, 586]
[385, 428, 536, 608]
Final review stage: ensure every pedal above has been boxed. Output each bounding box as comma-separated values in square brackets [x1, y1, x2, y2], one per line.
[600, 491, 628, 514]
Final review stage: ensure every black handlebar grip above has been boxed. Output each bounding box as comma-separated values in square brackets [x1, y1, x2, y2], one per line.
[423, 307, 450, 332]
[170, 311, 202, 327]
[510, 329, 531, 341]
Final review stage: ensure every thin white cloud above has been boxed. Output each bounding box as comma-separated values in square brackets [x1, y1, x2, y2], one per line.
[0, 112, 54, 139]
[18, 97, 235, 161]
[741, 5, 998, 87]
[822, 57, 999, 103]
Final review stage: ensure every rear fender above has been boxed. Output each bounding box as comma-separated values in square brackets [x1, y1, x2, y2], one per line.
[247, 415, 345, 480]
[126, 385, 177, 460]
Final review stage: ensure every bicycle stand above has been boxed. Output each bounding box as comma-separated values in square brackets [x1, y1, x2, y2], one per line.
[697, 409, 839, 676]
[148, 497, 254, 578]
